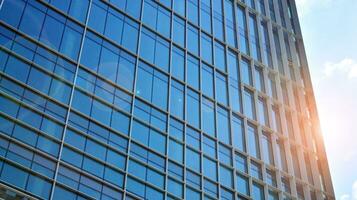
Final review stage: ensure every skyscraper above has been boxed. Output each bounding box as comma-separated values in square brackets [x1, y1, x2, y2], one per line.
[0, 0, 335, 199]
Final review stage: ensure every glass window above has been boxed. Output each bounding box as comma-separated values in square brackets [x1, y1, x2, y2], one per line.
[203, 135, 216, 158]
[110, 0, 141, 19]
[258, 98, 268, 126]
[266, 169, 277, 187]
[276, 140, 288, 171]
[169, 118, 184, 141]
[169, 139, 183, 163]
[213, 0, 224, 41]
[201, 33, 213, 64]
[236, 174, 249, 195]
[252, 183, 264, 200]
[187, 89, 200, 128]
[250, 161, 262, 180]
[262, 133, 274, 165]
[186, 187, 201, 200]
[237, 5, 249, 55]
[168, 178, 183, 198]
[255, 66, 265, 92]
[187, 55, 200, 90]
[216, 73, 228, 105]
[188, 0, 199, 24]
[224, 0, 236, 47]
[171, 46, 185, 81]
[173, 15, 185, 47]
[187, 25, 199, 55]
[202, 64, 214, 98]
[217, 107, 230, 144]
[261, 22, 273, 67]
[243, 89, 255, 120]
[170, 80, 184, 119]
[136, 62, 168, 110]
[143, 0, 171, 38]
[241, 59, 252, 86]
[19, 3, 45, 40]
[220, 166, 233, 188]
[219, 144, 232, 166]
[0, 0, 26, 28]
[232, 115, 245, 152]
[203, 157, 217, 180]
[140, 28, 170, 72]
[202, 98, 215, 137]
[173, 0, 185, 16]
[249, 14, 261, 61]
[247, 124, 260, 159]
[204, 179, 218, 198]
[186, 127, 200, 150]
[214, 42, 226, 71]
[235, 153, 247, 173]
[186, 148, 201, 172]
[200, 0, 212, 33]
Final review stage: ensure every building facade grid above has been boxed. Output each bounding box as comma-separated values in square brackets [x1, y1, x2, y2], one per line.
[0, 0, 334, 200]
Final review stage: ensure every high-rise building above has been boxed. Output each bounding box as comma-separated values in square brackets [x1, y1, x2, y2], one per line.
[0, 0, 334, 199]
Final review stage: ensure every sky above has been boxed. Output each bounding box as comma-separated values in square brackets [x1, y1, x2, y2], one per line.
[295, 0, 357, 199]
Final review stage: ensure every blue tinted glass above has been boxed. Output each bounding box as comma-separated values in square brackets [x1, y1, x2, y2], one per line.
[91, 100, 111, 126]
[203, 157, 217, 180]
[188, 0, 198, 24]
[201, 0, 212, 33]
[117, 52, 135, 91]
[122, 18, 139, 53]
[37, 136, 59, 157]
[111, 110, 130, 135]
[243, 89, 255, 120]
[201, 33, 212, 64]
[173, 0, 185, 16]
[171, 47, 185, 81]
[157, 7, 171, 38]
[98, 47, 118, 82]
[105, 11, 124, 45]
[69, 0, 89, 22]
[187, 89, 200, 128]
[217, 107, 230, 144]
[214, 42, 226, 71]
[187, 25, 198, 55]
[19, 4, 45, 39]
[224, 0, 236, 47]
[152, 71, 168, 110]
[83, 157, 104, 177]
[155, 38, 170, 72]
[202, 98, 215, 136]
[0, 0, 26, 28]
[0, 96, 19, 118]
[237, 174, 249, 195]
[216, 73, 227, 105]
[0, 163, 28, 189]
[60, 25, 82, 60]
[27, 175, 51, 199]
[213, 0, 224, 41]
[186, 148, 200, 172]
[202, 64, 214, 98]
[170, 80, 184, 119]
[169, 139, 183, 163]
[186, 187, 201, 200]
[13, 125, 37, 147]
[106, 149, 126, 169]
[136, 63, 153, 101]
[219, 166, 233, 188]
[248, 125, 260, 158]
[126, 0, 142, 18]
[40, 15, 64, 50]
[140, 28, 155, 63]
[81, 36, 101, 71]
[186, 127, 200, 149]
[5, 56, 30, 83]
[72, 90, 92, 115]
[187, 55, 199, 90]
[28, 68, 51, 94]
[241, 59, 252, 85]
[168, 178, 183, 198]
[252, 183, 264, 200]
[232, 116, 245, 151]
[104, 167, 124, 187]
[173, 16, 185, 47]
[88, 2, 106, 33]
[149, 129, 166, 154]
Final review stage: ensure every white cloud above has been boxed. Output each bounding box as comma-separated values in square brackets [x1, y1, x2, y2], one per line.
[295, 0, 332, 17]
[340, 194, 350, 200]
[323, 58, 357, 79]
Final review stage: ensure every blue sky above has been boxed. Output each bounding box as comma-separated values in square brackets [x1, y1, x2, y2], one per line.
[296, 0, 357, 199]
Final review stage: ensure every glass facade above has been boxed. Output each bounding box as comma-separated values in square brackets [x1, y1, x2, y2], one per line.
[0, 0, 334, 200]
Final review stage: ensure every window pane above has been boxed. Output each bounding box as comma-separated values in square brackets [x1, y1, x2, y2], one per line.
[170, 80, 184, 119]
[201, 33, 212, 64]
[171, 46, 185, 81]
[187, 55, 199, 90]
[216, 73, 228, 105]
[187, 89, 200, 128]
[214, 42, 226, 71]
[173, 15, 185, 47]
[202, 64, 214, 98]
[187, 25, 199, 55]
[243, 89, 255, 120]
[248, 125, 260, 159]
[202, 98, 215, 137]
[217, 107, 230, 144]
